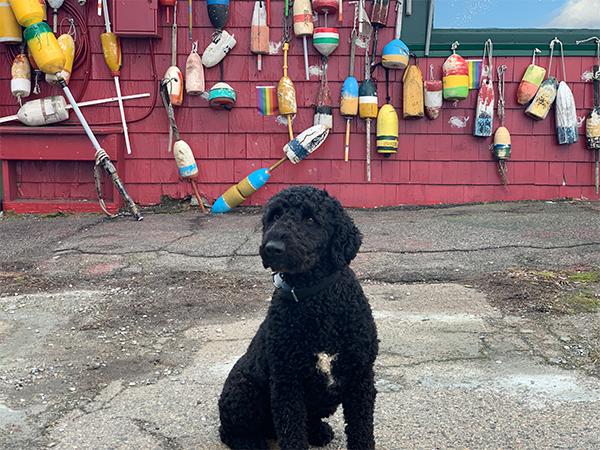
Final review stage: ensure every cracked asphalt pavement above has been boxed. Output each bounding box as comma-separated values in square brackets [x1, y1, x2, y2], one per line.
[1, 198, 600, 449]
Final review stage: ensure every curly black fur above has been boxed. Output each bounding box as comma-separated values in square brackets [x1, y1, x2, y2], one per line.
[218, 186, 378, 450]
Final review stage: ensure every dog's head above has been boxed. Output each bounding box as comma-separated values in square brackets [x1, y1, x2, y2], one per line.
[259, 186, 362, 274]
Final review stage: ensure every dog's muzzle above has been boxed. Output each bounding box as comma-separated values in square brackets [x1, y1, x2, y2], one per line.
[260, 240, 286, 269]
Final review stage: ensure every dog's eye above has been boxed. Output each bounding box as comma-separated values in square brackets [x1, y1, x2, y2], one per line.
[306, 217, 315, 224]
[272, 215, 279, 221]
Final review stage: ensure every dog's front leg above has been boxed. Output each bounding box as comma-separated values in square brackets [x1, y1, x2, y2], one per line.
[270, 379, 309, 450]
[342, 368, 376, 450]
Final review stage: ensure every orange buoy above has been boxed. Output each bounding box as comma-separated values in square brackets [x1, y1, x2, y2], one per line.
[443, 41, 468, 101]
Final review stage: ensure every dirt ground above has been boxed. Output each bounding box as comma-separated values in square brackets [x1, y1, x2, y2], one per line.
[2, 264, 599, 445]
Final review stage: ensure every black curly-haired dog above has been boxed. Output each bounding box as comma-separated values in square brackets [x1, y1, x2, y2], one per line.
[218, 186, 378, 450]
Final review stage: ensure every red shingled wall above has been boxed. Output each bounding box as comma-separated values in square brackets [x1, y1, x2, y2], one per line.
[0, 0, 598, 214]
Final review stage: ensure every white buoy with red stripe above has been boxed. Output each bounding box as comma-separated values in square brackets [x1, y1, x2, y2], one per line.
[313, 27, 339, 58]
[251, 0, 269, 71]
[443, 41, 468, 101]
[424, 64, 442, 119]
[11, 54, 31, 104]
[293, 0, 313, 80]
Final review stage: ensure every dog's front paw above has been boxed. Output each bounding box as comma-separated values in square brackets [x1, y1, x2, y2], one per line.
[308, 420, 335, 447]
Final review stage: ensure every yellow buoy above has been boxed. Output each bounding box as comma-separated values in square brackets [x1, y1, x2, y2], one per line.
[402, 54, 424, 119]
[376, 104, 398, 156]
[0, 2, 23, 44]
[8, 0, 44, 27]
[23, 21, 65, 75]
[46, 34, 75, 85]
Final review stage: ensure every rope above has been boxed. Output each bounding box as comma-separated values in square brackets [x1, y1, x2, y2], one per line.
[498, 160, 509, 187]
[497, 65, 507, 127]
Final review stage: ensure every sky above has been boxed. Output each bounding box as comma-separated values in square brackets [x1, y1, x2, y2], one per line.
[434, 0, 600, 28]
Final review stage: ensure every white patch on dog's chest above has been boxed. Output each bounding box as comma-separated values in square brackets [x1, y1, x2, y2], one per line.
[316, 352, 338, 387]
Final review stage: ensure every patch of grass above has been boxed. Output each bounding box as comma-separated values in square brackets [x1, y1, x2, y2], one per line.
[554, 290, 600, 314]
[569, 271, 599, 283]
[530, 270, 558, 279]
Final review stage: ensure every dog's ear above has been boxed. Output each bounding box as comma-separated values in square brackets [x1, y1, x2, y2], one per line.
[329, 202, 362, 268]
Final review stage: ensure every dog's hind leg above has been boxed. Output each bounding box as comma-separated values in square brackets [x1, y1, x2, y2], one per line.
[218, 373, 271, 449]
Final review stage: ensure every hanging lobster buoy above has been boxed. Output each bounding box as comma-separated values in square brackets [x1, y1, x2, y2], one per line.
[443, 42, 468, 101]
[293, 0, 313, 80]
[552, 39, 577, 145]
[525, 77, 558, 120]
[47, 0, 63, 33]
[165, 65, 184, 107]
[494, 126, 511, 160]
[277, 42, 297, 140]
[313, 27, 339, 58]
[402, 53, 424, 119]
[185, 41, 205, 95]
[312, 0, 338, 16]
[8, 0, 44, 27]
[0, 2, 23, 44]
[11, 54, 31, 103]
[341, 75, 358, 161]
[359, 77, 377, 181]
[207, 0, 229, 30]
[525, 38, 562, 121]
[424, 64, 442, 120]
[45, 33, 75, 86]
[369, 0, 391, 66]
[209, 81, 236, 110]
[23, 22, 65, 75]
[474, 40, 494, 137]
[381, 0, 409, 70]
[517, 48, 545, 105]
[251, 0, 269, 71]
[556, 81, 578, 145]
[377, 104, 398, 156]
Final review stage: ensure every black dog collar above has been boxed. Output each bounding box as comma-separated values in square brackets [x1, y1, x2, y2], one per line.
[273, 271, 341, 302]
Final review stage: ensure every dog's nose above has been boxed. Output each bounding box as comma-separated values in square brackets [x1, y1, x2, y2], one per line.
[263, 240, 285, 257]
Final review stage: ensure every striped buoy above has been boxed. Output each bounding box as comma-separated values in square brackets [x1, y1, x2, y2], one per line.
[443, 41, 468, 101]
[377, 104, 398, 156]
[212, 168, 271, 213]
[313, 27, 339, 58]
[424, 64, 442, 119]
[0, 2, 22, 44]
[11, 54, 30, 103]
[207, 0, 229, 30]
[517, 48, 546, 105]
[23, 21, 65, 75]
[209, 82, 236, 110]
[165, 65, 183, 107]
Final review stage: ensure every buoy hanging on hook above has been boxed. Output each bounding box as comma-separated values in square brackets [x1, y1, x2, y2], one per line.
[443, 41, 468, 101]
[517, 48, 545, 105]
[11, 54, 31, 104]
